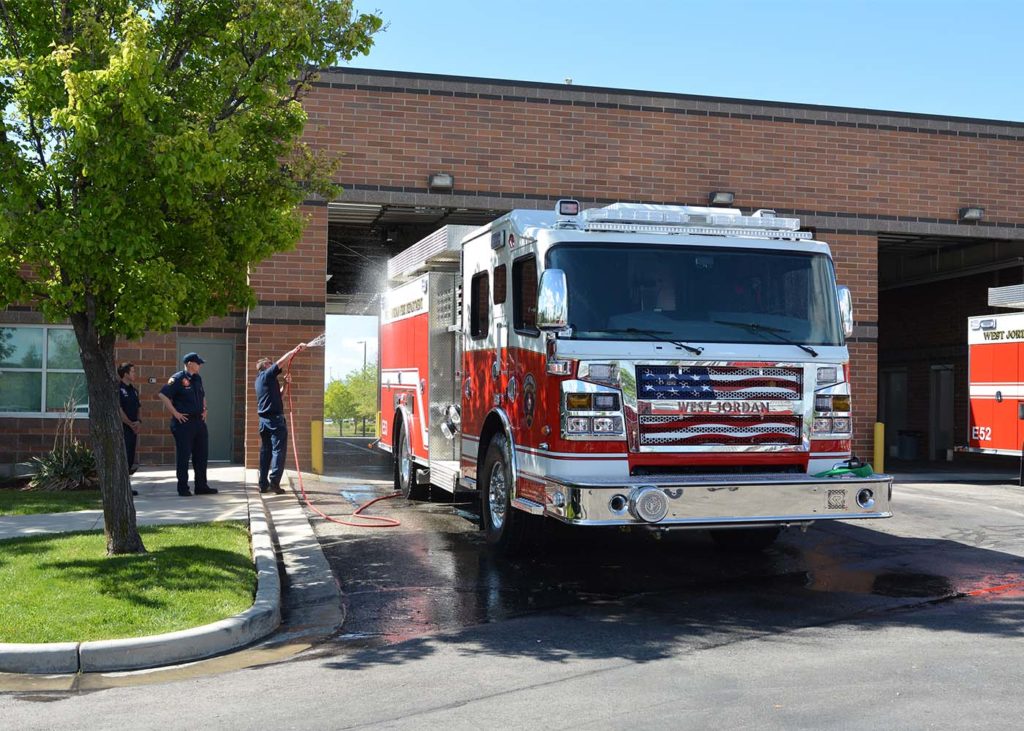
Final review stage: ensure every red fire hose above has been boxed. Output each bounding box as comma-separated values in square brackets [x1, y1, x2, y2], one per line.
[281, 346, 401, 527]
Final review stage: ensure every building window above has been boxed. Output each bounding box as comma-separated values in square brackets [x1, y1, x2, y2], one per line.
[470, 271, 489, 339]
[513, 255, 539, 335]
[493, 264, 508, 304]
[0, 326, 88, 415]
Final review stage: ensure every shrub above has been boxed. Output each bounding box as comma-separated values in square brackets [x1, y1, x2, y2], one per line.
[28, 393, 98, 492]
[29, 441, 98, 492]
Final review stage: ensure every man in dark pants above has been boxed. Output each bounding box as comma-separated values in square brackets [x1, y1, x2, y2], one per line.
[117, 362, 141, 496]
[255, 342, 307, 494]
[158, 352, 217, 497]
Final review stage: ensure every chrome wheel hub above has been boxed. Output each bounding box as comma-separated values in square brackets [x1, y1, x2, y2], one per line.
[488, 461, 508, 530]
[399, 435, 412, 486]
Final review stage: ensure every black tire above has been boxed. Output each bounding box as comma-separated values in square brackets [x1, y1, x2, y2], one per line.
[710, 526, 781, 553]
[394, 421, 428, 500]
[481, 433, 538, 556]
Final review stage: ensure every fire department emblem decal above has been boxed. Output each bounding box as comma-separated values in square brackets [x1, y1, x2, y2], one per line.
[523, 374, 537, 427]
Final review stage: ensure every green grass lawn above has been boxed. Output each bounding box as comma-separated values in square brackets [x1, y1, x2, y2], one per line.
[324, 419, 376, 437]
[0, 521, 255, 643]
[0, 488, 104, 516]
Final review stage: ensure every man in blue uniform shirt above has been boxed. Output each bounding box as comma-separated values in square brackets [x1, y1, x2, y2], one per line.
[158, 352, 218, 496]
[255, 342, 307, 494]
[117, 362, 141, 496]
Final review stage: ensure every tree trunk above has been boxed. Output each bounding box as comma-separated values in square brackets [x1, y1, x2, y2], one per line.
[71, 313, 146, 555]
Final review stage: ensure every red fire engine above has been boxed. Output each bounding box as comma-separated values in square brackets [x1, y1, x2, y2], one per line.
[967, 288, 1024, 455]
[378, 200, 892, 554]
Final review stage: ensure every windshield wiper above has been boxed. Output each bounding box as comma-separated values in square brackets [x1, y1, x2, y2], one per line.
[713, 320, 818, 357]
[583, 327, 703, 355]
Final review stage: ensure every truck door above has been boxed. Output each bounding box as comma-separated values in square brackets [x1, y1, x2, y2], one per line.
[459, 230, 503, 481]
[968, 340, 994, 450]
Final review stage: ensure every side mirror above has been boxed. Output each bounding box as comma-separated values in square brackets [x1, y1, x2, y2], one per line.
[837, 285, 854, 338]
[537, 269, 569, 331]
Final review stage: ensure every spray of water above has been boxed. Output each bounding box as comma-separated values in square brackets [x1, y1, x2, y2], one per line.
[306, 333, 327, 348]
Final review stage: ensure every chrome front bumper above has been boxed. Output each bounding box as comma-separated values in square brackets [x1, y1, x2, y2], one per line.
[516, 472, 893, 527]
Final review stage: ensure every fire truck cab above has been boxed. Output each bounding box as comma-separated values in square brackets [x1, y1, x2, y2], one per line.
[378, 200, 892, 554]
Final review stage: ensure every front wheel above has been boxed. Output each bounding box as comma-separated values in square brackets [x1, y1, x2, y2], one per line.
[394, 421, 427, 500]
[481, 433, 538, 556]
[710, 526, 781, 553]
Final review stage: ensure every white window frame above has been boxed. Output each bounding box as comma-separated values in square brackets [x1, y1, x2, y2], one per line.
[0, 325, 89, 418]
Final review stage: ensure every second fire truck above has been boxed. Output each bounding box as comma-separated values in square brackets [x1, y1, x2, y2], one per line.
[378, 200, 892, 554]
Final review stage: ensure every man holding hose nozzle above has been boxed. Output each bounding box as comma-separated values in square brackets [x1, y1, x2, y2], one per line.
[255, 342, 307, 494]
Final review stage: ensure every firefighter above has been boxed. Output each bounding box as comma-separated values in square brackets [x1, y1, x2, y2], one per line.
[254, 343, 307, 494]
[117, 362, 141, 496]
[158, 352, 217, 496]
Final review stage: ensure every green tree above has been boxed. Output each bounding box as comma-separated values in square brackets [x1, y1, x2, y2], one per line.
[323, 378, 355, 425]
[0, 1, 382, 554]
[349, 362, 377, 421]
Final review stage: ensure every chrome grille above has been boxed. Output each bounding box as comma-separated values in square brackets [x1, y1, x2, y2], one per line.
[636, 365, 803, 401]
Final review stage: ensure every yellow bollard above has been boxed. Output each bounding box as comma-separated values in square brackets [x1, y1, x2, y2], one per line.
[311, 420, 323, 475]
[375, 411, 381, 438]
[873, 422, 885, 474]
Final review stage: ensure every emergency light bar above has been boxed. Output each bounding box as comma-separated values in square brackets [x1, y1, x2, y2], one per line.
[581, 203, 811, 240]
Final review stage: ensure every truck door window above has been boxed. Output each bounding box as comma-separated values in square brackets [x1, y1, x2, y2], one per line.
[470, 271, 489, 339]
[513, 255, 539, 335]
[493, 264, 507, 304]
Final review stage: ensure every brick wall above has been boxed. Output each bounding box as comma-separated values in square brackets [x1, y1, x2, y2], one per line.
[304, 72, 1024, 226]
[244, 204, 327, 472]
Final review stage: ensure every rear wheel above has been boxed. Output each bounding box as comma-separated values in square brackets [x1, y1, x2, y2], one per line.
[481, 433, 538, 556]
[710, 526, 781, 552]
[394, 421, 427, 500]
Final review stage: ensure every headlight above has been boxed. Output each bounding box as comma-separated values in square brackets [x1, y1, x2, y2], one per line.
[817, 366, 838, 384]
[593, 393, 620, 411]
[831, 417, 851, 434]
[814, 395, 831, 412]
[812, 417, 832, 435]
[567, 417, 590, 433]
[585, 364, 618, 384]
[831, 394, 851, 412]
[593, 416, 624, 433]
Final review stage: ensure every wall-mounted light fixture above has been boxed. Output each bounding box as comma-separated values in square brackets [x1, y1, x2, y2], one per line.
[959, 206, 985, 222]
[428, 172, 454, 190]
[708, 191, 735, 207]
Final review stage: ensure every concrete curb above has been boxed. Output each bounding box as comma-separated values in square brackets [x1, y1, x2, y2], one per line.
[0, 484, 281, 674]
[0, 642, 80, 675]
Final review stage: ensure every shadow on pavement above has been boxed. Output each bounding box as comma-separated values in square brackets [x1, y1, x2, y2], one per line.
[312, 515, 1024, 671]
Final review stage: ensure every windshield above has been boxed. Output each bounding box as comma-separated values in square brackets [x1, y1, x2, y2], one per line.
[546, 243, 844, 346]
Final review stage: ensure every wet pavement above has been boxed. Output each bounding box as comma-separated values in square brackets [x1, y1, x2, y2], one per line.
[304, 438, 1024, 654]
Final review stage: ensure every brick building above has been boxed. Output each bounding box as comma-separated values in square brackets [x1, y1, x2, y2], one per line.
[2, 68, 1022, 471]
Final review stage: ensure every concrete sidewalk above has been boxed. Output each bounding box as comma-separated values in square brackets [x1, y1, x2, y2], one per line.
[0, 465, 250, 540]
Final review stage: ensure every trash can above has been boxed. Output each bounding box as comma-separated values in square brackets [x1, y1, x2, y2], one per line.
[897, 430, 919, 461]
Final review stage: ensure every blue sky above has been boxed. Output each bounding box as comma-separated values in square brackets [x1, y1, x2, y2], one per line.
[358, 0, 1023, 123]
[326, 0, 1023, 383]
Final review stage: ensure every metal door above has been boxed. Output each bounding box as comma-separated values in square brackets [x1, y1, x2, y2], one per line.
[177, 338, 235, 461]
[929, 365, 954, 461]
[880, 369, 907, 458]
